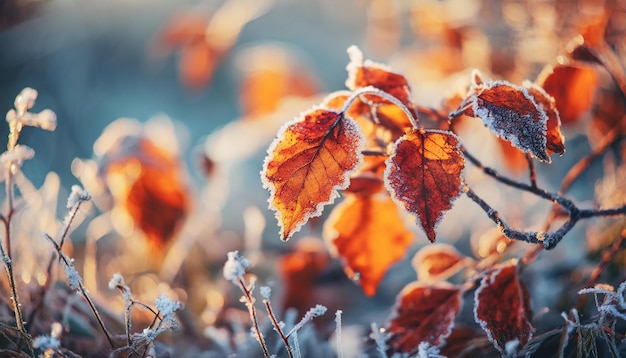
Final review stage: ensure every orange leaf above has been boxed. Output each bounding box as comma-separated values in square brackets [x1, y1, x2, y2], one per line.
[105, 138, 189, 257]
[384, 129, 464, 242]
[536, 63, 598, 125]
[323, 194, 414, 296]
[345, 46, 417, 134]
[412, 243, 471, 283]
[496, 136, 528, 174]
[387, 282, 462, 353]
[460, 80, 551, 162]
[474, 261, 533, 355]
[262, 108, 365, 241]
[523, 81, 565, 156]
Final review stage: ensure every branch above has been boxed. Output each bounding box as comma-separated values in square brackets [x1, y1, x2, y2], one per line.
[341, 86, 419, 129]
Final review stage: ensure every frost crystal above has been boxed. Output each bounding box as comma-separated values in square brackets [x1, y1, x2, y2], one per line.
[64, 260, 83, 290]
[66, 185, 91, 208]
[32, 335, 60, 350]
[155, 294, 182, 316]
[288, 304, 327, 336]
[417, 341, 445, 358]
[223, 251, 249, 282]
[0, 144, 35, 169]
[260, 286, 271, 299]
[14, 87, 38, 113]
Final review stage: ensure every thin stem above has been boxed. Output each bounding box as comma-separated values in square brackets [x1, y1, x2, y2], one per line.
[575, 229, 626, 312]
[44, 234, 116, 349]
[263, 299, 293, 358]
[361, 150, 388, 157]
[341, 86, 419, 129]
[237, 278, 270, 358]
[526, 154, 537, 189]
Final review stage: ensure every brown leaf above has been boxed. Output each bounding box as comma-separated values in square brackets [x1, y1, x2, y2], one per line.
[384, 129, 464, 242]
[387, 282, 462, 353]
[536, 63, 598, 125]
[262, 108, 365, 241]
[460, 80, 551, 162]
[523, 81, 565, 156]
[474, 261, 533, 355]
[324, 194, 414, 296]
[412, 243, 471, 283]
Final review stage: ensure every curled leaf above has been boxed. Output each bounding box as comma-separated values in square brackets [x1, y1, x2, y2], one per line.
[384, 129, 464, 242]
[460, 80, 551, 162]
[324, 194, 414, 296]
[262, 108, 365, 241]
[523, 81, 565, 156]
[412, 243, 471, 283]
[345, 45, 417, 134]
[387, 282, 462, 354]
[474, 261, 533, 355]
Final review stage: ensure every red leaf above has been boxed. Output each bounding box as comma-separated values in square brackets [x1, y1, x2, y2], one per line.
[324, 194, 414, 296]
[412, 243, 471, 283]
[262, 108, 365, 241]
[387, 282, 462, 354]
[474, 261, 534, 355]
[384, 129, 464, 242]
[460, 80, 551, 162]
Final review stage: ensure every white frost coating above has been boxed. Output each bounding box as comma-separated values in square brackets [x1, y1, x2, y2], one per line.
[471, 80, 549, 162]
[14, 87, 38, 113]
[345, 45, 403, 91]
[287, 304, 327, 337]
[64, 260, 83, 290]
[618, 282, 626, 309]
[504, 339, 520, 357]
[370, 322, 387, 358]
[260, 285, 271, 299]
[223, 250, 250, 282]
[417, 341, 445, 358]
[32, 335, 60, 350]
[155, 294, 182, 315]
[0, 144, 35, 169]
[383, 129, 465, 242]
[66, 185, 91, 208]
[261, 106, 365, 241]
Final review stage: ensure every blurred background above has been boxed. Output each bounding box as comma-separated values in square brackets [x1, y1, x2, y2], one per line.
[0, 0, 625, 355]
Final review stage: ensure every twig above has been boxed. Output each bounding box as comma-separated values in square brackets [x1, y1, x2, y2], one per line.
[237, 278, 270, 358]
[575, 229, 626, 312]
[43, 234, 116, 349]
[263, 299, 293, 358]
[463, 184, 626, 249]
[526, 154, 537, 189]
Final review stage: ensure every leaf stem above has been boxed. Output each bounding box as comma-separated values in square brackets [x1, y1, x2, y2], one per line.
[525, 154, 537, 189]
[341, 86, 419, 129]
[263, 299, 293, 358]
[237, 278, 270, 358]
[44, 233, 116, 349]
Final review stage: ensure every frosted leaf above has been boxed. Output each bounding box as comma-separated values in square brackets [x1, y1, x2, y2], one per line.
[467, 80, 550, 162]
[223, 251, 249, 282]
[15, 87, 38, 113]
